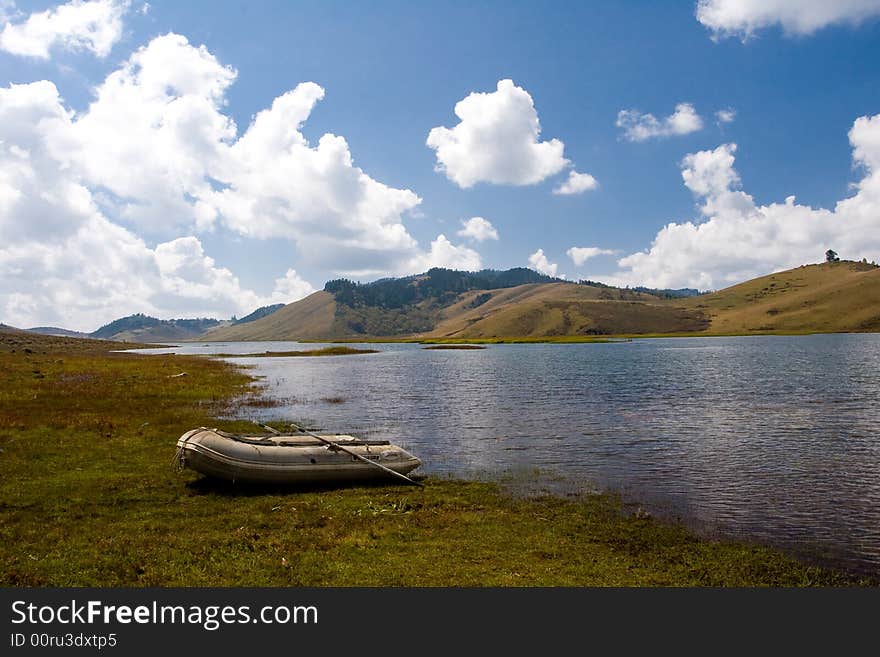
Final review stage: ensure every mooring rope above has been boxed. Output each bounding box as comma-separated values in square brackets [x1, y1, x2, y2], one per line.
[171, 427, 205, 472]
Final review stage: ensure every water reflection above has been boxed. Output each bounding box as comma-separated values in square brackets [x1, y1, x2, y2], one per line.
[140, 335, 880, 574]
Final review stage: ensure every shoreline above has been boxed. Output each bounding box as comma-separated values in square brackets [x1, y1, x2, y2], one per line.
[282, 329, 879, 345]
[0, 332, 875, 586]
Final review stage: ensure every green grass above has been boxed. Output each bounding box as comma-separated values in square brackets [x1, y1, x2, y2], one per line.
[0, 333, 873, 587]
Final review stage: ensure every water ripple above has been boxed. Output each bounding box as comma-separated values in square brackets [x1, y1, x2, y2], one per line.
[142, 334, 880, 575]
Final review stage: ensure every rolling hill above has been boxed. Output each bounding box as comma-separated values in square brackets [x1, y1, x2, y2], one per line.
[26, 326, 92, 339]
[88, 304, 285, 343]
[203, 261, 880, 341]
[423, 283, 707, 338]
[91, 314, 224, 343]
[680, 260, 880, 334]
[204, 267, 711, 341]
[3, 303, 286, 345]
[9, 261, 875, 345]
[0, 325, 143, 353]
[200, 292, 339, 341]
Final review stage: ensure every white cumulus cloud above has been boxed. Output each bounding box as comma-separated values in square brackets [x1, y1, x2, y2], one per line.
[567, 246, 616, 266]
[696, 0, 880, 39]
[528, 248, 558, 277]
[715, 108, 736, 125]
[457, 216, 499, 242]
[553, 170, 599, 195]
[270, 269, 315, 304]
[611, 113, 880, 290]
[51, 33, 238, 234]
[407, 234, 482, 273]
[616, 103, 704, 142]
[213, 83, 421, 257]
[426, 79, 569, 188]
[8, 33, 435, 266]
[0, 32, 462, 328]
[51, 34, 424, 271]
[0, 0, 128, 59]
[152, 237, 314, 316]
[0, 78, 314, 330]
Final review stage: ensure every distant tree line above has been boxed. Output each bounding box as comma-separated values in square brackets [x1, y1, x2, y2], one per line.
[324, 267, 562, 309]
[232, 303, 285, 325]
[91, 313, 221, 339]
[632, 286, 703, 299]
[577, 279, 703, 298]
[576, 279, 613, 289]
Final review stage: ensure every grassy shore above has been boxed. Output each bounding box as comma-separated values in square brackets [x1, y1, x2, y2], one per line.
[0, 333, 872, 586]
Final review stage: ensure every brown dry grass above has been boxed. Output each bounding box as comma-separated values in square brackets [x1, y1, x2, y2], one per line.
[680, 261, 880, 334]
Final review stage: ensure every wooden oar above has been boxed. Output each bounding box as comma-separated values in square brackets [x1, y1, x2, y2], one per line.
[257, 422, 281, 435]
[257, 421, 422, 487]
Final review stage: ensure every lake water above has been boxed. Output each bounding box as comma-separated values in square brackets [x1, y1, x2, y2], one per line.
[140, 335, 880, 574]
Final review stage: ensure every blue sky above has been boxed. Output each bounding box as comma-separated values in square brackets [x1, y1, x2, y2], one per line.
[2, 0, 880, 329]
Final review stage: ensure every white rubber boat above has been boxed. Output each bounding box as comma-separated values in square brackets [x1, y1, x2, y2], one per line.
[175, 427, 421, 485]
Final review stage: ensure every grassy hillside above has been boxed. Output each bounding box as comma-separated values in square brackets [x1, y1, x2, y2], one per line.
[0, 325, 147, 353]
[199, 261, 880, 342]
[204, 269, 572, 341]
[681, 261, 880, 334]
[91, 313, 223, 343]
[202, 291, 339, 341]
[26, 326, 92, 339]
[89, 304, 283, 343]
[425, 283, 707, 338]
[203, 283, 708, 341]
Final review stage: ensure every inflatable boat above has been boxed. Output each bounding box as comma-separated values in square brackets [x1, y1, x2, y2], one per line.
[175, 427, 422, 485]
